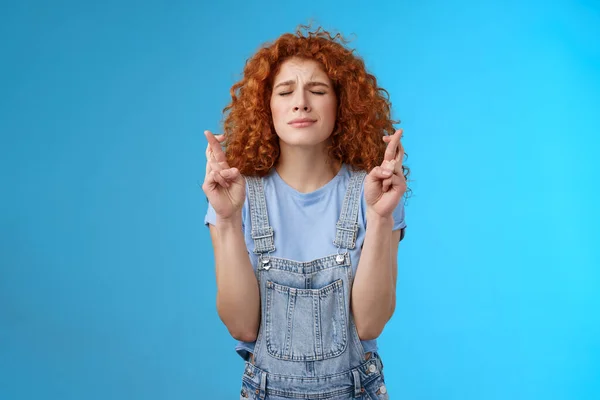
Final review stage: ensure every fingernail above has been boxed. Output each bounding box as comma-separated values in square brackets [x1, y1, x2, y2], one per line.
[383, 170, 392, 176]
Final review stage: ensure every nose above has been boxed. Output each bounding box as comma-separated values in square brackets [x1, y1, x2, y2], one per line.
[292, 92, 311, 113]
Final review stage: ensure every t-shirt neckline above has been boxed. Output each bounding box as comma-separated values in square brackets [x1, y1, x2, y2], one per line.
[270, 164, 347, 200]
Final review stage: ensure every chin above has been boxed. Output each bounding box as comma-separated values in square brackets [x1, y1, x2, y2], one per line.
[277, 128, 332, 148]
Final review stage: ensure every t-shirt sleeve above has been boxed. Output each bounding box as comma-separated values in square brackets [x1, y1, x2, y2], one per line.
[360, 182, 407, 241]
[204, 201, 217, 227]
[203, 198, 248, 232]
[393, 198, 407, 241]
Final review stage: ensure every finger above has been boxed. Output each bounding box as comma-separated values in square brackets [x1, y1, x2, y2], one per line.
[205, 144, 221, 163]
[220, 167, 240, 181]
[205, 132, 225, 159]
[396, 136, 404, 162]
[389, 173, 405, 190]
[212, 170, 230, 188]
[382, 168, 394, 192]
[395, 141, 405, 173]
[205, 156, 233, 185]
[383, 129, 403, 162]
[205, 167, 239, 191]
[218, 170, 241, 188]
[204, 146, 216, 180]
[209, 160, 223, 172]
[384, 129, 402, 161]
[383, 177, 391, 193]
[205, 130, 228, 164]
[205, 144, 213, 161]
[218, 170, 234, 187]
[207, 134, 225, 153]
[381, 159, 396, 192]
[365, 168, 384, 193]
[370, 166, 393, 181]
[205, 131, 226, 142]
[205, 158, 212, 182]
[384, 136, 405, 175]
[382, 159, 396, 173]
[383, 170, 407, 193]
[204, 162, 216, 188]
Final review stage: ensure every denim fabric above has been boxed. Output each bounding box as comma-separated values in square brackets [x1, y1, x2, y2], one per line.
[239, 170, 391, 398]
[204, 164, 407, 360]
[239, 353, 389, 400]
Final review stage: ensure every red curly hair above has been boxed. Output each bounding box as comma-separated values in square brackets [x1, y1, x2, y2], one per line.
[221, 25, 410, 187]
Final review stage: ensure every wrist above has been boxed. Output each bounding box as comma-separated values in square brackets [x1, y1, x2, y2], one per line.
[216, 211, 243, 231]
[366, 209, 394, 230]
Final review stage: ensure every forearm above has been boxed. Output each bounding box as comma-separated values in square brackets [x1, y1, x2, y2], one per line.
[351, 211, 395, 340]
[211, 213, 260, 342]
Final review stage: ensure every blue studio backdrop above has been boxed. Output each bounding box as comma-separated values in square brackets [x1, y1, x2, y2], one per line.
[1, 0, 598, 399]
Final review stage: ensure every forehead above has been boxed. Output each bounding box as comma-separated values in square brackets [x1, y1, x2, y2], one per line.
[273, 58, 330, 83]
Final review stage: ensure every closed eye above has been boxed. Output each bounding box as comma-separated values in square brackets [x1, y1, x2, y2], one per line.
[278, 91, 327, 96]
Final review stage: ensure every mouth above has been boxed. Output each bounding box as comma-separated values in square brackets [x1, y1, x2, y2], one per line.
[288, 118, 317, 128]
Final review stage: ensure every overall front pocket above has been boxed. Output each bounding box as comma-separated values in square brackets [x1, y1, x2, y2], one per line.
[265, 279, 348, 361]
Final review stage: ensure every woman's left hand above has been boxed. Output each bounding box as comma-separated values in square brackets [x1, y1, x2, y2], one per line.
[364, 129, 407, 218]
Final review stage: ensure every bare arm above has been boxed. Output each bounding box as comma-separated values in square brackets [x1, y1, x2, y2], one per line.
[352, 219, 401, 340]
[202, 130, 259, 342]
[352, 128, 406, 340]
[209, 215, 260, 342]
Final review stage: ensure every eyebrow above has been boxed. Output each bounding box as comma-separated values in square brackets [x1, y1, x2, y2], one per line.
[273, 80, 330, 89]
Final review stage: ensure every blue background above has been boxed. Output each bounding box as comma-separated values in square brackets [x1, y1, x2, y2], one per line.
[1, 0, 598, 399]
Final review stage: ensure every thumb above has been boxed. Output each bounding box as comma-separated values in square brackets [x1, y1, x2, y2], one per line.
[366, 167, 392, 187]
[221, 167, 240, 179]
[368, 166, 392, 182]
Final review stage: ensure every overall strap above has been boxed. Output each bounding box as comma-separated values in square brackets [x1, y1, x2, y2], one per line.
[245, 176, 275, 254]
[333, 170, 367, 250]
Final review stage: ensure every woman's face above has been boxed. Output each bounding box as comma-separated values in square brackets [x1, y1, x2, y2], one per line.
[270, 57, 337, 149]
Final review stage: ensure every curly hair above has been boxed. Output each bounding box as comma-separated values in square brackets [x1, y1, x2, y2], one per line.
[221, 25, 410, 191]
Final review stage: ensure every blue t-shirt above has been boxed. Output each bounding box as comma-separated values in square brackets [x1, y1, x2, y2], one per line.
[204, 163, 407, 357]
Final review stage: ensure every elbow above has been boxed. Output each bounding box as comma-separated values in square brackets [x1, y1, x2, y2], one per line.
[216, 297, 259, 342]
[219, 318, 259, 342]
[355, 301, 395, 341]
[230, 329, 258, 343]
[356, 305, 395, 340]
[356, 325, 384, 341]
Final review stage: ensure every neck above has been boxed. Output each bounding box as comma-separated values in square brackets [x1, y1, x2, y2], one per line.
[275, 142, 341, 193]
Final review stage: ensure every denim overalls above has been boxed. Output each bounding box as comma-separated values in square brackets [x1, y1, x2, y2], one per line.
[239, 170, 390, 399]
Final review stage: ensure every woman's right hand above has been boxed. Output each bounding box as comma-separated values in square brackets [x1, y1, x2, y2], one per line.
[202, 130, 246, 220]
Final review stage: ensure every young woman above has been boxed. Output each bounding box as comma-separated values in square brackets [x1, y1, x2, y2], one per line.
[203, 26, 409, 399]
